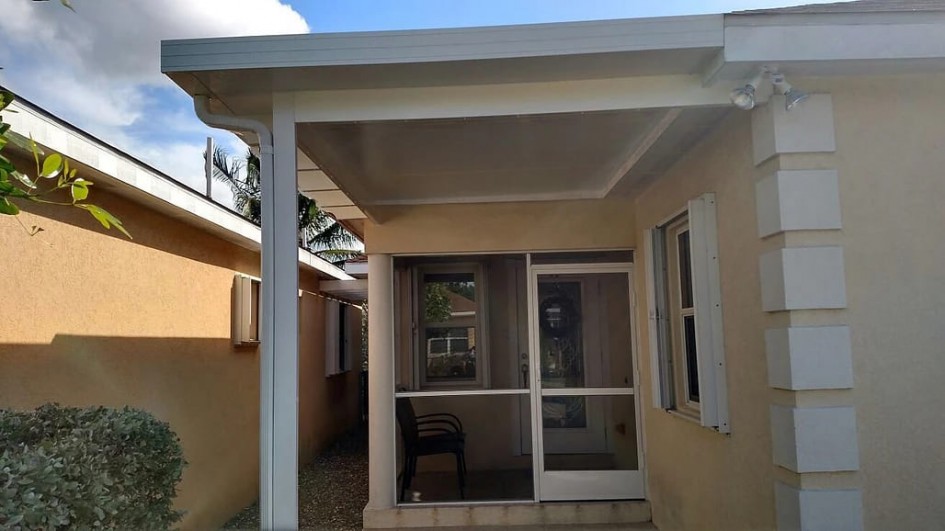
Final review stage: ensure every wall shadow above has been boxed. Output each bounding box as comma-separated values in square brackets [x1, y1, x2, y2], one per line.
[0, 334, 359, 530]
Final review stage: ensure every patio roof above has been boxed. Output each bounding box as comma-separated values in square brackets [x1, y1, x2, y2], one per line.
[162, 2, 945, 223]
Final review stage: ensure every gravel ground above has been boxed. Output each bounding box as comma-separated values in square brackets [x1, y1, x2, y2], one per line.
[223, 426, 368, 531]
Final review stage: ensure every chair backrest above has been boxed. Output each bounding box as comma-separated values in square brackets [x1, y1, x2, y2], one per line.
[395, 396, 419, 447]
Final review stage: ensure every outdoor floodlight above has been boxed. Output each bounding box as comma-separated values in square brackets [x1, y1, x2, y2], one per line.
[770, 72, 810, 111]
[728, 69, 767, 111]
[730, 68, 809, 112]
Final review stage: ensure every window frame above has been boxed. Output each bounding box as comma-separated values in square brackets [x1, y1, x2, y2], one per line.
[414, 263, 490, 390]
[325, 300, 352, 377]
[232, 274, 261, 346]
[645, 193, 729, 433]
[666, 219, 701, 419]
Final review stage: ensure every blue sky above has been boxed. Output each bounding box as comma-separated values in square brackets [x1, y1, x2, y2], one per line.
[0, 0, 837, 205]
[291, 0, 805, 32]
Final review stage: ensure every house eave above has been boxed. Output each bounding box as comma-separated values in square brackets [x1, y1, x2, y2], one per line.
[161, 14, 723, 75]
[4, 95, 353, 281]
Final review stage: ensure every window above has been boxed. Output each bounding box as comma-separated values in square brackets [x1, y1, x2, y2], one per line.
[232, 274, 260, 346]
[416, 264, 488, 388]
[326, 301, 352, 377]
[646, 193, 729, 433]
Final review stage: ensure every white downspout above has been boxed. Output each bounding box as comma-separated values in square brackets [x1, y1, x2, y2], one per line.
[192, 95, 278, 530]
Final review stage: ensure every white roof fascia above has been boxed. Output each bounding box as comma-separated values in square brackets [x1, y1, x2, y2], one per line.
[291, 74, 735, 123]
[725, 12, 945, 63]
[4, 99, 352, 281]
[712, 11, 945, 82]
[162, 15, 722, 72]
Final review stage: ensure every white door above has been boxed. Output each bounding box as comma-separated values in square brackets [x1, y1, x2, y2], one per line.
[528, 264, 644, 501]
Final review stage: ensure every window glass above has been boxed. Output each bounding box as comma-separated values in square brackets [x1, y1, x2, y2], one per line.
[683, 315, 699, 403]
[423, 273, 476, 322]
[421, 271, 479, 384]
[537, 280, 584, 389]
[424, 327, 476, 380]
[677, 230, 693, 309]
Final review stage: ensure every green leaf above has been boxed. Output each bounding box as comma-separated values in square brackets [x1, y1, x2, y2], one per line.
[0, 197, 19, 215]
[3, 175, 32, 197]
[30, 135, 40, 169]
[77, 204, 132, 239]
[12, 169, 36, 189]
[71, 178, 91, 202]
[7, 130, 37, 153]
[0, 90, 13, 112]
[41, 153, 63, 179]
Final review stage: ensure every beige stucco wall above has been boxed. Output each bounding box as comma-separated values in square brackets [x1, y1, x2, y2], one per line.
[635, 74, 945, 530]
[799, 74, 945, 530]
[0, 181, 360, 529]
[363, 73, 945, 530]
[365, 199, 636, 255]
[633, 112, 776, 531]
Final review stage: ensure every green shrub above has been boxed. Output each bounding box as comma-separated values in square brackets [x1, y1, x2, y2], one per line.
[0, 404, 186, 529]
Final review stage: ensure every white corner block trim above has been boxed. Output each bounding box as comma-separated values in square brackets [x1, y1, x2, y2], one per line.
[756, 170, 842, 238]
[751, 94, 836, 166]
[766, 327, 854, 391]
[759, 247, 847, 312]
[770, 406, 860, 473]
[776, 482, 863, 531]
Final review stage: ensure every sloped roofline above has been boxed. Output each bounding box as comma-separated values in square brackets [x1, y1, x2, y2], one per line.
[2, 89, 353, 281]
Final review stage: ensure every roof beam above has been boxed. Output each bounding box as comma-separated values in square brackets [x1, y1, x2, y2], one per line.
[292, 74, 732, 122]
[602, 108, 682, 197]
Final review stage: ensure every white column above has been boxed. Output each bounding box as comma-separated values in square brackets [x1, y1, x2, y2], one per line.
[367, 253, 396, 510]
[752, 94, 863, 531]
[261, 92, 299, 530]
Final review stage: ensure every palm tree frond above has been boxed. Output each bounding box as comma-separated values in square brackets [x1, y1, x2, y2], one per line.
[210, 144, 362, 253]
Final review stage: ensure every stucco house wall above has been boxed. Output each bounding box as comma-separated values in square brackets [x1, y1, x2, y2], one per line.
[364, 199, 637, 255]
[357, 73, 945, 530]
[633, 111, 775, 531]
[0, 172, 361, 529]
[633, 73, 945, 531]
[811, 73, 945, 531]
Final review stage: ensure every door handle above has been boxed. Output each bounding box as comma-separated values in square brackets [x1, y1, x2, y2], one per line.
[521, 352, 529, 387]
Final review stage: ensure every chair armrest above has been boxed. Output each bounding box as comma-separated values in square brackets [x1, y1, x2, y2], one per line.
[417, 427, 454, 436]
[416, 413, 464, 432]
[416, 418, 462, 433]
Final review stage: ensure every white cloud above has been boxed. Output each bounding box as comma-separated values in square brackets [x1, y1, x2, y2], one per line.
[0, 0, 308, 205]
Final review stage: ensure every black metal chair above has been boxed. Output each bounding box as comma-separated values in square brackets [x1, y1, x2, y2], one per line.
[396, 396, 467, 501]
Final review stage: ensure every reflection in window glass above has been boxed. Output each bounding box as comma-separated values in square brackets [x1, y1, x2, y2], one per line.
[423, 273, 476, 322]
[683, 315, 699, 402]
[677, 230, 693, 309]
[538, 280, 584, 388]
[542, 396, 587, 429]
[422, 271, 478, 383]
[425, 327, 476, 380]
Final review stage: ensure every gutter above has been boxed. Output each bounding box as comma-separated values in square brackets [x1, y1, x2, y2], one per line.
[192, 95, 352, 282]
[192, 95, 278, 530]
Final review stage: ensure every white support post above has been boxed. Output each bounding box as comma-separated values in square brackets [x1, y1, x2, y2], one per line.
[261, 92, 300, 530]
[366, 253, 396, 510]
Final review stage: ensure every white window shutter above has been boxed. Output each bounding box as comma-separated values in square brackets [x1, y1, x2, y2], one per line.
[340, 305, 350, 372]
[687, 193, 730, 433]
[644, 229, 665, 408]
[325, 300, 340, 376]
[232, 274, 260, 346]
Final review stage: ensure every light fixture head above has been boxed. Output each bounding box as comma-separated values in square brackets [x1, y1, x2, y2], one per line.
[783, 87, 810, 111]
[729, 84, 757, 110]
[770, 72, 809, 111]
[729, 68, 768, 111]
